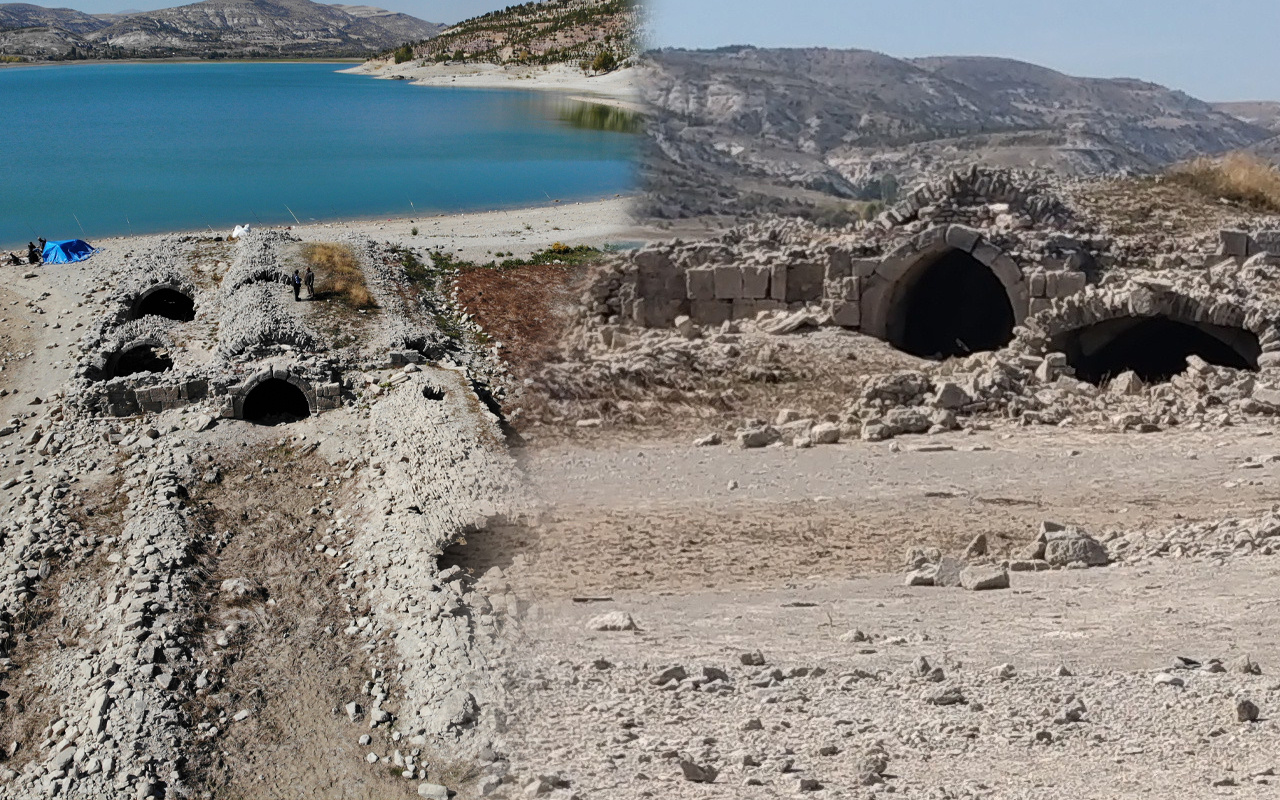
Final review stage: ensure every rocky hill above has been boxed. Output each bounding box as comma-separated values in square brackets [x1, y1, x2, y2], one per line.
[0, 0, 442, 59]
[0, 2, 105, 33]
[392, 0, 638, 66]
[1216, 101, 1280, 134]
[640, 47, 1276, 221]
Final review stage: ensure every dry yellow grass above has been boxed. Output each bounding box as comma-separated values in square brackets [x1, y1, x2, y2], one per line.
[301, 243, 377, 310]
[1166, 151, 1280, 213]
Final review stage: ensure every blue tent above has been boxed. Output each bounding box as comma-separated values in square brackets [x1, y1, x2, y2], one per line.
[42, 239, 97, 264]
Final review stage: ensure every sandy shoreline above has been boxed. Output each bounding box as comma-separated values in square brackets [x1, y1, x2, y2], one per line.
[3, 197, 645, 263]
[341, 60, 641, 111]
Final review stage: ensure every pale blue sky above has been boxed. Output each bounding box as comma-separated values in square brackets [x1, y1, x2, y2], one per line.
[648, 0, 1280, 102]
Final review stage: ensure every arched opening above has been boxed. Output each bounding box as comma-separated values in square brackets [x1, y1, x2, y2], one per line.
[109, 344, 173, 378]
[1052, 316, 1261, 384]
[133, 288, 195, 322]
[887, 249, 1016, 359]
[241, 379, 311, 425]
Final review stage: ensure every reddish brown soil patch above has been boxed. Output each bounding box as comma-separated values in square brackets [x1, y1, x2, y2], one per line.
[452, 264, 579, 377]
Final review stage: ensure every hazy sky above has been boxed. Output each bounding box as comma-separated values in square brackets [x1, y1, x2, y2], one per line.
[647, 0, 1280, 102]
[68, 0, 499, 24]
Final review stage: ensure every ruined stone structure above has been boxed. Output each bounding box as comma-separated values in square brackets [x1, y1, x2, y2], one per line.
[0, 225, 521, 799]
[591, 168, 1280, 381]
[606, 218, 1090, 360]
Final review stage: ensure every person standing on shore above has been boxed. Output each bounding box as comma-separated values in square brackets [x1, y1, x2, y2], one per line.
[291, 269, 302, 301]
[304, 266, 315, 299]
[26, 242, 40, 265]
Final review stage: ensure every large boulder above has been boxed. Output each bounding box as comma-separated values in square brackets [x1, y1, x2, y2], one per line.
[960, 564, 1010, 591]
[1043, 528, 1109, 567]
[736, 425, 780, 448]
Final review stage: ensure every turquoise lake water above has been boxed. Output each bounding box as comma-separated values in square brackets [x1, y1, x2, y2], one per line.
[0, 62, 636, 248]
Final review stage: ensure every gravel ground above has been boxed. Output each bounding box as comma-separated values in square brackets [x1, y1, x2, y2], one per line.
[497, 425, 1280, 798]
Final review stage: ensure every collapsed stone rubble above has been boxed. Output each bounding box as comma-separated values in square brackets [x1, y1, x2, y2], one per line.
[528, 167, 1280, 439]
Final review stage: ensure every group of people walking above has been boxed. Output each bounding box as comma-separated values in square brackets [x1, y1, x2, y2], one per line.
[290, 267, 315, 301]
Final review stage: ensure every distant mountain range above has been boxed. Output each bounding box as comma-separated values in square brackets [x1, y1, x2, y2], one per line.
[640, 46, 1280, 220]
[0, 0, 443, 58]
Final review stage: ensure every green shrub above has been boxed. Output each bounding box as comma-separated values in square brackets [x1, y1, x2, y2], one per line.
[591, 51, 618, 73]
[392, 44, 414, 64]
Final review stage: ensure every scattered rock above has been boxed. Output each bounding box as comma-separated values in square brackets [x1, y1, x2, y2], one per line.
[1237, 698, 1260, 723]
[587, 612, 638, 632]
[960, 564, 1009, 591]
[679, 760, 718, 783]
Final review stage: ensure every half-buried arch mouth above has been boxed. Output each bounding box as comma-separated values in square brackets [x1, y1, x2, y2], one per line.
[132, 286, 196, 322]
[1050, 315, 1261, 385]
[241, 378, 312, 425]
[108, 344, 173, 378]
[887, 248, 1017, 359]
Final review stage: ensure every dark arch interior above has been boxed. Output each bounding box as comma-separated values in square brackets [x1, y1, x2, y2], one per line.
[1053, 315, 1261, 385]
[133, 288, 195, 322]
[110, 344, 172, 378]
[242, 379, 311, 425]
[888, 249, 1016, 359]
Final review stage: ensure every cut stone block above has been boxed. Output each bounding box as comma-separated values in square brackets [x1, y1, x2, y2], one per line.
[785, 262, 825, 303]
[1219, 229, 1251, 257]
[1029, 272, 1047, 298]
[830, 300, 860, 327]
[770, 263, 787, 302]
[1056, 271, 1086, 297]
[686, 268, 715, 301]
[690, 300, 733, 326]
[944, 224, 982, 253]
[741, 265, 770, 299]
[713, 266, 743, 300]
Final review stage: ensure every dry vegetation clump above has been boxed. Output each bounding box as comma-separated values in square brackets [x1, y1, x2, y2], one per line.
[1165, 151, 1280, 213]
[303, 243, 377, 310]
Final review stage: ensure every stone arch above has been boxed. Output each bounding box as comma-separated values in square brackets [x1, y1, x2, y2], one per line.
[131, 284, 196, 322]
[108, 340, 173, 379]
[232, 370, 318, 423]
[87, 335, 173, 381]
[861, 225, 1029, 358]
[1018, 284, 1277, 384]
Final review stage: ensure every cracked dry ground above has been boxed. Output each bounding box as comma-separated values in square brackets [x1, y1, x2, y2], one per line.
[499, 423, 1280, 799]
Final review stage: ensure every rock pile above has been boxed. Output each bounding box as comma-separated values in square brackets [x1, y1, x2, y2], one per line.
[903, 523, 1111, 589]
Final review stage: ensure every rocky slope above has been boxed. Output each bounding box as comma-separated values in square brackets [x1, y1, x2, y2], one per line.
[640, 47, 1275, 221]
[389, 0, 638, 66]
[1216, 100, 1280, 134]
[0, 0, 442, 59]
[0, 3, 104, 33]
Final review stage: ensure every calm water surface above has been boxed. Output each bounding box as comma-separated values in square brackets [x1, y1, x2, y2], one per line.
[0, 62, 636, 247]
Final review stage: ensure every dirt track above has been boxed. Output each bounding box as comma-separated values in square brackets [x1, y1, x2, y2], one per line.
[517, 424, 1280, 597]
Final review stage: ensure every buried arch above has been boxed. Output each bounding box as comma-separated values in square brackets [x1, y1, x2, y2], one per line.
[93, 336, 174, 380]
[861, 227, 1029, 359]
[131, 285, 196, 322]
[108, 342, 173, 378]
[1026, 287, 1273, 385]
[233, 373, 317, 424]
